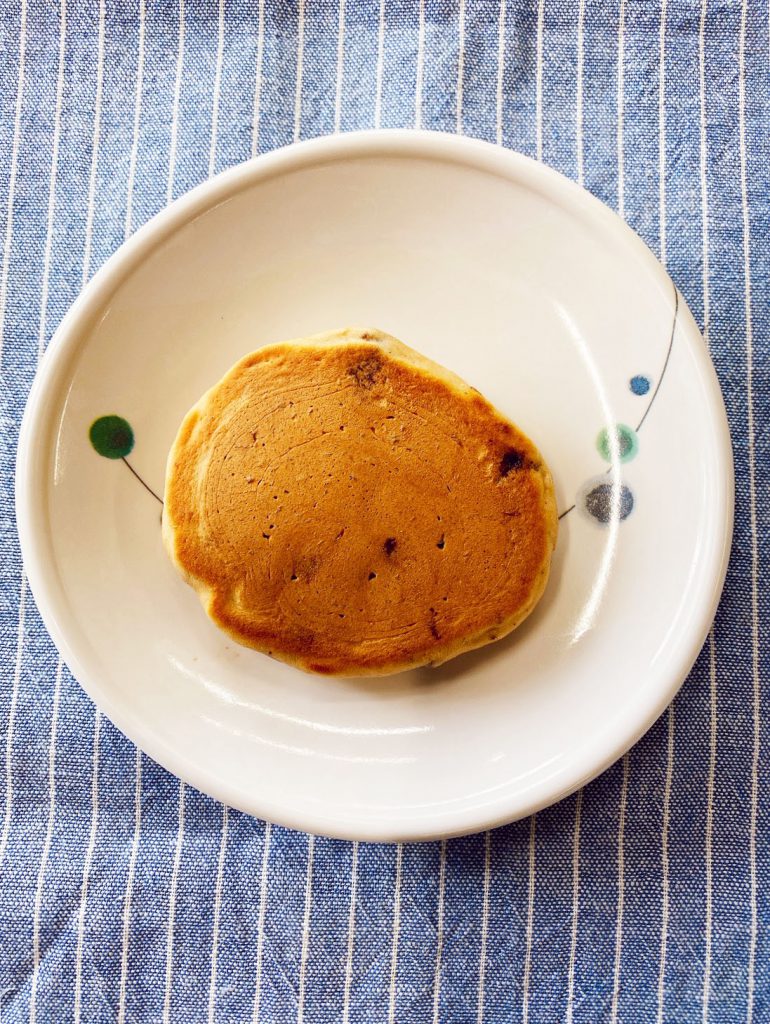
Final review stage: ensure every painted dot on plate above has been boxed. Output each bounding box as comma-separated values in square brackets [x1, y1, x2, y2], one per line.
[630, 374, 651, 396]
[89, 415, 134, 459]
[583, 482, 634, 524]
[597, 423, 639, 463]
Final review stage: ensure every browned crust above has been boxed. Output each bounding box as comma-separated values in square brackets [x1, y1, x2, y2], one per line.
[163, 328, 557, 675]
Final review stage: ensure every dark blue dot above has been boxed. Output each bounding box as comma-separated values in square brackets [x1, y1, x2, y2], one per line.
[630, 375, 650, 396]
[584, 482, 634, 524]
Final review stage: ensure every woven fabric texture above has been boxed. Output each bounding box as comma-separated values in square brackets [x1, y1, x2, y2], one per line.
[0, 2, 768, 1021]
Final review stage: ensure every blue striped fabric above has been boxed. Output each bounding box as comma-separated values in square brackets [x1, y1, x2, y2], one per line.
[1, 2, 768, 1021]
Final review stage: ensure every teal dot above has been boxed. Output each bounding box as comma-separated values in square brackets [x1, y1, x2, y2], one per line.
[630, 375, 650, 395]
[89, 415, 134, 459]
[596, 424, 639, 463]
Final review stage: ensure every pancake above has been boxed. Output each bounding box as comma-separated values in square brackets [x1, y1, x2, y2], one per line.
[162, 329, 557, 676]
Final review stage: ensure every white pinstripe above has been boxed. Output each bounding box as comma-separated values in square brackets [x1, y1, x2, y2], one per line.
[415, 0, 425, 129]
[0, 0, 27, 365]
[38, 0, 68, 358]
[456, 0, 465, 134]
[163, 782, 186, 1024]
[118, 11, 146, 1016]
[342, 840, 359, 1024]
[535, 0, 544, 161]
[334, 0, 346, 132]
[565, 790, 583, 1024]
[251, 0, 265, 157]
[658, 0, 668, 265]
[387, 842, 404, 1024]
[477, 831, 491, 1024]
[29, 661, 63, 1024]
[252, 822, 272, 1024]
[703, 634, 717, 1023]
[495, 0, 506, 147]
[0, 0, 29, 871]
[576, 0, 585, 184]
[73, 711, 102, 1024]
[610, 9, 628, 1010]
[698, 0, 710, 343]
[0, 577, 26, 867]
[208, 0, 226, 178]
[124, 0, 145, 241]
[610, 754, 629, 1024]
[656, 707, 675, 1024]
[207, 805, 229, 1024]
[118, 749, 142, 1024]
[655, 4, 673, 1010]
[431, 840, 447, 1023]
[616, 0, 625, 219]
[738, 1, 759, 1016]
[374, 0, 386, 128]
[293, 0, 305, 142]
[297, 834, 315, 1024]
[167, 0, 185, 204]
[699, 9, 716, 1022]
[81, 0, 106, 289]
[72, 6, 106, 1014]
[522, 814, 537, 1024]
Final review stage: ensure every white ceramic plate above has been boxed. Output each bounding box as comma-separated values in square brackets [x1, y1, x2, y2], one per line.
[17, 131, 733, 841]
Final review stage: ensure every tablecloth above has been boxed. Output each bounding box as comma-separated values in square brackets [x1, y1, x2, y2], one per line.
[0, 2, 768, 1021]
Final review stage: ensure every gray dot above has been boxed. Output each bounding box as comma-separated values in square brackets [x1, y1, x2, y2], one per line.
[583, 482, 634, 523]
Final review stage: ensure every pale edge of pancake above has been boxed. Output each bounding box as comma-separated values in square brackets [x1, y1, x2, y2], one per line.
[162, 328, 558, 676]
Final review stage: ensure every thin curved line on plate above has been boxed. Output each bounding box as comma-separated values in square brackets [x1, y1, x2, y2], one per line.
[558, 280, 679, 521]
[635, 284, 679, 433]
[121, 456, 163, 504]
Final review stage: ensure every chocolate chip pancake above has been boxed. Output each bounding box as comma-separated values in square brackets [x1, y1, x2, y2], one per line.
[162, 329, 557, 675]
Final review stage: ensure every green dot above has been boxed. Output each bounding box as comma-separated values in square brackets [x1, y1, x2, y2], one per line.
[89, 415, 134, 459]
[596, 423, 638, 464]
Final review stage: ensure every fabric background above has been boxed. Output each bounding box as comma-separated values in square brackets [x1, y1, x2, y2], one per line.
[0, 1, 768, 1021]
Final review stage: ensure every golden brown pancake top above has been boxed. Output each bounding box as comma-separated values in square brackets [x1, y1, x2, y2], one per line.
[163, 329, 557, 675]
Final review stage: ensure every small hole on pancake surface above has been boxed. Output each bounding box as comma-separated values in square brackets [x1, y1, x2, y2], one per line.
[291, 574, 298, 581]
[262, 533, 270, 539]
[437, 535, 445, 549]
[339, 613, 345, 618]
[368, 572, 377, 580]
[384, 537, 397, 556]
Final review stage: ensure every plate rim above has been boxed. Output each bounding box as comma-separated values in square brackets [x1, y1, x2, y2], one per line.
[16, 129, 735, 841]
